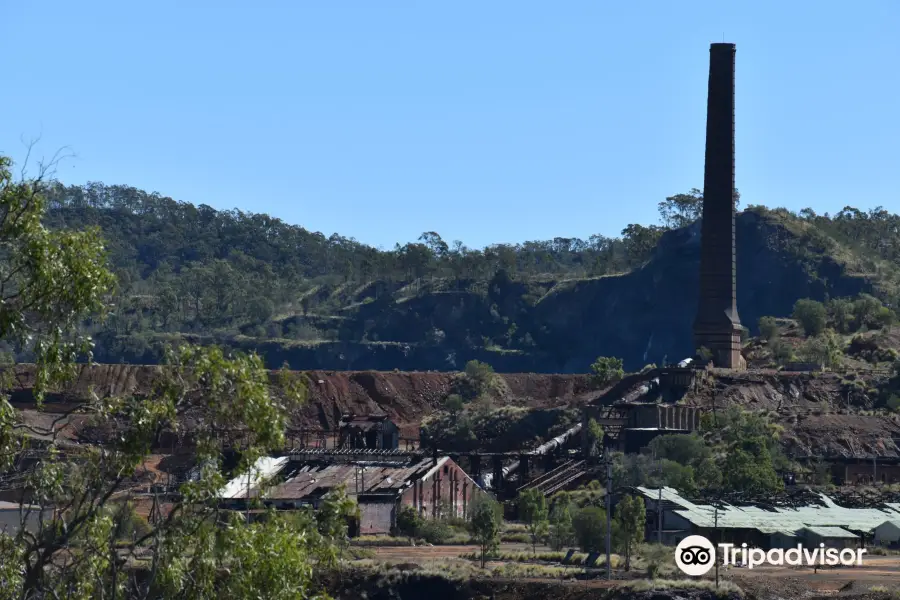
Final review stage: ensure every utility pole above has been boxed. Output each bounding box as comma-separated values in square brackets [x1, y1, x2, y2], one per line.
[605, 458, 612, 580]
[714, 502, 720, 589]
[873, 455, 878, 484]
[656, 451, 662, 544]
[245, 463, 252, 524]
[658, 487, 663, 543]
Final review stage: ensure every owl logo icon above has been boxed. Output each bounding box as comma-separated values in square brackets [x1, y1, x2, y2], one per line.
[675, 535, 716, 576]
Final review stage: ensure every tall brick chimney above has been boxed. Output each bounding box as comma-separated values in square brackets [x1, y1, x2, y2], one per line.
[693, 43, 746, 370]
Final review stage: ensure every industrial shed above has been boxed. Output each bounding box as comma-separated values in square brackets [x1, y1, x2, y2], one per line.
[797, 526, 859, 549]
[337, 414, 400, 450]
[635, 487, 900, 549]
[220, 454, 483, 535]
[874, 520, 900, 547]
[0, 501, 52, 536]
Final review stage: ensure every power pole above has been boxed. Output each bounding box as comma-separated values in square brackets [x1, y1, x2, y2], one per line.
[245, 463, 252, 524]
[605, 459, 612, 580]
[656, 453, 662, 544]
[658, 487, 663, 543]
[714, 503, 719, 589]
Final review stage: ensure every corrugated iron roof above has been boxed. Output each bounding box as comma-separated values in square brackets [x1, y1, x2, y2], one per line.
[0, 501, 42, 511]
[637, 487, 900, 534]
[876, 519, 900, 530]
[220, 455, 478, 501]
[800, 526, 858, 539]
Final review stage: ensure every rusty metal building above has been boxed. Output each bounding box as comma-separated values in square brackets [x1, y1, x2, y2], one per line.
[337, 414, 400, 450]
[219, 454, 483, 535]
[583, 403, 703, 454]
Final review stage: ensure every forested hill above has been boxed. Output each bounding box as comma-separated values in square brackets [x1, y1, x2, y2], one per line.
[30, 181, 900, 372]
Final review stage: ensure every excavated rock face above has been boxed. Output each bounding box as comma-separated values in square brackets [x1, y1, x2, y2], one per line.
[529, 211, 869, 373]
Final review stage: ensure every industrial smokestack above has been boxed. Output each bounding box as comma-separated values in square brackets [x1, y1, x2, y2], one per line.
[693, 43, 745, 370]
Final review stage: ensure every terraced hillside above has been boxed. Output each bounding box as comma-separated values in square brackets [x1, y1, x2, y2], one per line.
[33, 182, 900, 373]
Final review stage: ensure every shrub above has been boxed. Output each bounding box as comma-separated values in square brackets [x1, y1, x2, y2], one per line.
[395, 506, 422, 538]
[590, 356, 624, 387]
[887, 394, 900, 412]
[106, 502, 152, 542]
[572, 506, 607, 553]
[414, 519, 453, 544]
[758, 316, 778, 340]
[796, 329, 843, 368]
[793, 299, 827, 336]
[443, 394, 464, 414]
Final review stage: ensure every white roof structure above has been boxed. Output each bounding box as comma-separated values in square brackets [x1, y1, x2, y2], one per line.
[799, 526, 858, 539]
[220, 456, 289, 499]
[875, 519, 900, 532]
[636, 487, 900, 535]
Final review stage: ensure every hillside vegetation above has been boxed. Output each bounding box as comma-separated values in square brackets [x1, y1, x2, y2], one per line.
[21, 183, 900, 372]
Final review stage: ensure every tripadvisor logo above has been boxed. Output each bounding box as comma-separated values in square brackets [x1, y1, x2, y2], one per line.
[674, 535, 866, 575]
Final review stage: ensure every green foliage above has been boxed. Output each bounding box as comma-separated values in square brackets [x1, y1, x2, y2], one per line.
[696, 346, 714, 363]
[0, 339, 317, 598]
[104, 501, 152, 542]
[796, 329, 843, 368]
[420, 406, 578, 453]
[769, 337, 795, 365]
[548, 493, 575, 551]
[621, 224, 665, 264]
[659, 460, 696, 495]
[0, 156, 116, 403]
[722, 447, 783, 495]
[657, 189, 704, 229]
[416, 518, 454, 545]
[443, 393, 465, 415]
[517, 488, 549, 554]
[0, 164, 318, 600]
[586, 418, 604, 456]
[828, 297, 856, 334]
[648, 433, 709, 466]
[572, 506, 608, 554]
[469, 494, 502, 568]
[887, 394, 900, 412]
[616, 411, 785, 496]
[613, 495, 645, 570]
[712, 409, 785, 494]
[161, 510, 329, 600]
[395, 506, 422, 538]
[316, 485, 358, 564]
[455, 360, 502, 401]
[811, 459, 833, 486]
[758, 316, 779, 340]
[793, 298, 828, 337]
[639, 543, 672, 579]
[590, 356, 624, 387]
[694, 457, 723, 489]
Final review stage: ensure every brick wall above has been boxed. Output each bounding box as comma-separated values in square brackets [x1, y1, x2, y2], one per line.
[401, 458, 480, 521]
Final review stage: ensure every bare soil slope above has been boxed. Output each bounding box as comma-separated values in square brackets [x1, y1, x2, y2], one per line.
[6, 364, 594, 438]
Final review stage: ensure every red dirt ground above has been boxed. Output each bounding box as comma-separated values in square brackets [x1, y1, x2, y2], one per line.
[6, 364, 597, 439]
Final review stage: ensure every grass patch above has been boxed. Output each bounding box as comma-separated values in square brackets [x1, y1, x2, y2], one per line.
[351, 536, 415, 547]
[459, 550, 619, 568]
[500, 533, 530, 543]
[618, 578, 743, 598]
[490, 562, 585, 579]
[346, 547, 376, 560]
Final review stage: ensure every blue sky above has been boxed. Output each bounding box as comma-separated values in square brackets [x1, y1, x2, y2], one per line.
[1, 1, 897, 250]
